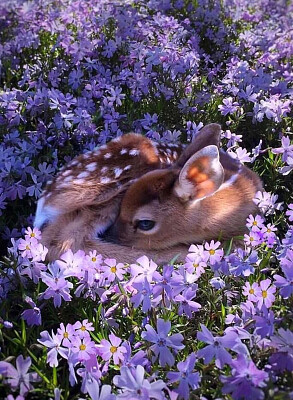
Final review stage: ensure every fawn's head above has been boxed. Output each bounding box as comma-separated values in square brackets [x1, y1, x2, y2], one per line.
[104, 124, 262, 250]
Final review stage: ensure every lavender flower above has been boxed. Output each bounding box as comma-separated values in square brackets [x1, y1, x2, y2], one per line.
[197, 324, 243, 368]
[269, 328, 293, 372]
[98, 333, 127, 365]
[167, 353, 201, 400]
[142, 318, 184, 367]
[113, 365, 166, 400]
[221, 354, 268, 400]
[38, 330, 68, 367]
[0, 355, 41, 396]
[254, 279, 276, 309]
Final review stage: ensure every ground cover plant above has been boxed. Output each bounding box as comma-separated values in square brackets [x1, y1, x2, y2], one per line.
[0, 0, 292, 399]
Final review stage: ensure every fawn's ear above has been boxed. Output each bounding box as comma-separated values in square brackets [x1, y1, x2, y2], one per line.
[174, 145, 224, 201]
[177, 123, 221, 167]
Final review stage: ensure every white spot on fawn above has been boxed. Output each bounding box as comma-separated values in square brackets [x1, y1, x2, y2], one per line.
[62, 169, 72, 177]
[120, 148, 128, 155]
[64, 176, 73, 182]
[129, 149, 140, 156]
[101, 166, 108, 174]
[114, 168, 123, 178]
[86, 162, 97, 171]
[101, 177, 111, 184]
[124, 165, 131, 171]
[104, 153, 111, 159]
[77, 171, 90, 179]
[72, 178, 85, 184]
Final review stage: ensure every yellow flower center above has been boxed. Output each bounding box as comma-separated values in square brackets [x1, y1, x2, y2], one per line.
[110, 266, 117, 273]
[79, 344, 86, 351]
[252, 221, 257, 226]
[110, 346, 117, 354]
[209, 249, 215, 255]
[262, 290, 267, 298]
[249, 289, 254, 294]
[26, 245, 30, 250]
[63, 332, 69, 338]
[249, 236, 254, 241]
[31, 232, 35, 237]
[81, 326, 86, 331]
[92, 257, 97, 262]
[267, 229, 271, 233]
[193, 263, 199, 269]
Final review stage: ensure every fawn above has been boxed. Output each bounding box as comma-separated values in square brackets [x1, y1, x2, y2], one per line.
[103, 124, 263, 251]
[34, 132, 187, 262]
[34, 124, 262, 262]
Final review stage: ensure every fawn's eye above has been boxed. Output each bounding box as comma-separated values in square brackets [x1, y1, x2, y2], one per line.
[137, 220, 155, 231]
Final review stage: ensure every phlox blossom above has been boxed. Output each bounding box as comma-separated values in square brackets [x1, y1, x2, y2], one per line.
[142, 318, 184, 367]
[242, 282, 259, 302]
[38, 330, 68, 367]
[221, 354, 268, 400]
[204, 240, 224, 265]
[167, 353, 201, 400]
[113, 365, 166, 400]
[274, 252, 293, 298]
[103, 258, 126, 283]
[254, 279, 276, 309]
[71, 335, 98, 362]
[0, 355, 41, 396]
[197, 324, 244, 368]
[98, 333, 127, 365]
[130, 255, 160, 283]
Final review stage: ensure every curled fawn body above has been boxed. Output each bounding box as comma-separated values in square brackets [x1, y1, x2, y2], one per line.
[104, 124, 263, 251]
[35, 124, 262, 262]
[34, 133, 186, 262]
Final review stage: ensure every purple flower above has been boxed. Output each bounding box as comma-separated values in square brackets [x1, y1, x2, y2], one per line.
[253, 191, 283, 215]
[130, 256, 160, 283]
[254, 279, 276, 309]
[167, 353, 201, 400]
[221, 354, 268, 400]
[71, 335, 98, 363]
[131, 278, 153, 312]
[121, 341, 148, 370]
[37, 330, 68, 367]
[113, 365, 166, 400]
[98, 333, 127, 365]
[142, 318, 184, 367]
[102, 259, 126, 283]
[218, 97, 239, 116]
[272, 136, 293, 162]
[210, 276, 225, 289]
[174, 287, 201, 318]
[286, 204, 293, 221]
[274, 249, 293, 298]
[21, 296, 42, 326]
[269, 328, 293, 372]
[56, 323, 76, 347]
[87, 384, 116, 400]
[0, 355, 40, 396]
[243, 282, 259, 302]
[40, 263, 73, 307]
[204, 240, 224, 265]
[73, 319, 94, 339]
[254, 309, 275, 338]
[228, 147, 252, 164]
[197, 324, 242, 368]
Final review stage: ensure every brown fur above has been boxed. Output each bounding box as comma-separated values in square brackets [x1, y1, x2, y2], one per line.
[37, 124, 262, 263]
[105, 126, 263, 251]
[37, 133, 185, 262]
